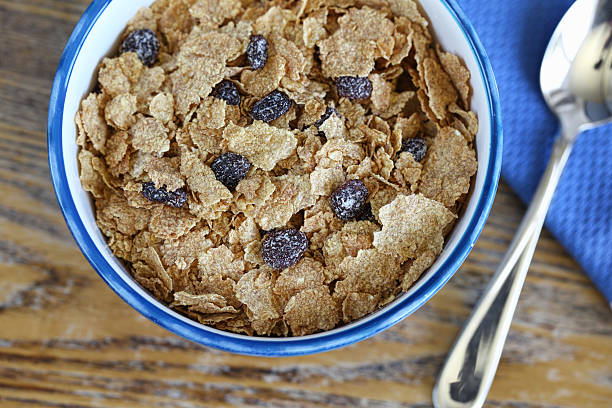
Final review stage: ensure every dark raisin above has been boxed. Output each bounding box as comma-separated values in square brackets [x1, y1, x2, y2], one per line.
[210, 152, 252, 191]
[400, 137, 428, 162]
[261, 229, 309, 269]
[141, 182, 188, 208]
[246, 35, 269, 70]
[314, 107, 339, 128]
[121, 29, 160, 66]
[335, 76, 373, 100]
[212, 80, 241, 106]
[356, 202, 376, 222]
[330, 179, 369, 221]
[251, 90, 292, 122]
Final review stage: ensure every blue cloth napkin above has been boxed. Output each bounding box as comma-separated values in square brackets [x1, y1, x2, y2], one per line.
[458, 0, 612, 302]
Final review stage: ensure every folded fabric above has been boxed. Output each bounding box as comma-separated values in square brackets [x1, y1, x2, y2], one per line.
[458, 0, 612, 302]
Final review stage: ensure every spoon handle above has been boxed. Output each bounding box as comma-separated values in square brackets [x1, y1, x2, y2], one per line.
[433, 132, 575, 408]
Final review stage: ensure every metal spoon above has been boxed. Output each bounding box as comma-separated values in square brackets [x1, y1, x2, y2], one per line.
[433, 1, 612, 406]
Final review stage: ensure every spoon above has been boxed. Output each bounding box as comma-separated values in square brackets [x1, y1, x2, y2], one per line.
[433, 0, 612, 406]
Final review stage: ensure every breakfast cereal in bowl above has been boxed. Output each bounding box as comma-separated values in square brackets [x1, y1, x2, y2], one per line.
[75, 0, 478, 337]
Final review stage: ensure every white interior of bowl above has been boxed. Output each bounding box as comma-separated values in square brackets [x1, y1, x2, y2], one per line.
[60, 0, 492, 340]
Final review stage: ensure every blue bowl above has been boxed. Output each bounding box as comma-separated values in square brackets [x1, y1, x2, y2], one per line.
[48, 0, 502, 356]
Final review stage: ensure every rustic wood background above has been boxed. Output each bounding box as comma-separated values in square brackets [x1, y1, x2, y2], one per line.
[0, 0, 611, 407]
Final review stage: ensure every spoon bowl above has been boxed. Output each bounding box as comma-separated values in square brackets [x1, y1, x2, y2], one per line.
[541, 0, 612, 131]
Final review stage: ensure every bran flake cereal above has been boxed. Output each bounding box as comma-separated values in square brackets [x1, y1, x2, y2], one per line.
[76, 0, 478, 336]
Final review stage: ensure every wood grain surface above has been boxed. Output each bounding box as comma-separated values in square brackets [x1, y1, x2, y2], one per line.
[0, 0, 611, 407]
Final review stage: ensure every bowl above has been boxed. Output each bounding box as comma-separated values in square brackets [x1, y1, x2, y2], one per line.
[48, 0, 502, 356]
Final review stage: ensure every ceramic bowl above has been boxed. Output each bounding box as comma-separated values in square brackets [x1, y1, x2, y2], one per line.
[48, 0, 502, 356]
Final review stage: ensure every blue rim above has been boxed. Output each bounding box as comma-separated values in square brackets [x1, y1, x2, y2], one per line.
[47, 0, 502, 357]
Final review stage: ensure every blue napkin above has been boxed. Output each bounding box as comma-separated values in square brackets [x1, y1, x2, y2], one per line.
[458, 0, 612, 302]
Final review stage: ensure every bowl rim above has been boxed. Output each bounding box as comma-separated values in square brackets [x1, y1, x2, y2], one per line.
[47, 0, 502, 356]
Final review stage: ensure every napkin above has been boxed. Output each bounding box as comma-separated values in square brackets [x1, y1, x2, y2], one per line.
[458, 0, 612, 302]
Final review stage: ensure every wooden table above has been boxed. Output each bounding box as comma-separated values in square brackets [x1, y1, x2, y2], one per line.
[1, 1, 611, 407]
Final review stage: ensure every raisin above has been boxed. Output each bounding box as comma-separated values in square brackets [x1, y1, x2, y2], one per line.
[251, 90, 292, 122]
[330, 179, 369, 221]
[212, 80, 241, 106]
[400, 137, 428, 162]
[335, 76, 373, 100]
[211, 152, 251, 191]
[141, 182, 187, 208]
[356, 202, 376, 222]
[121, 29, 160, 66]
[314, 106, 339, 128]
[246, 35, 269, 70]
[261, 229, 309, 269]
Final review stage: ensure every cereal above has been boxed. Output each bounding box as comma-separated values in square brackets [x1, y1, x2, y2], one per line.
[310, 166, 345, 196]
[195, 96, 227, 130]
[323, 221, 379, 267]
[342, 292, 379, 322]
[137, 247, 173, 291]
[253, 173, 315, 230]
[198, 245, 245, 281]
[132, 262, 172, 302]
[144, 157, 184, 191]
[96, 193, 150, 237]
[171, 30, 242, 116]
[77, 0, 478, 336]
[236, 268, 282, 334]
[335, 248, 401, 298]
[318, 112, 346, 139]
[79, 93, 108, 153]
[302, 9, 328, 48]
[418, 127, 478, 207]
[269, 33, 307, 81]
[389, 0, 428, 27]
[273, 257, 325, 301]
[438, 48, 471, 109]
[319, 6, 394, 78]
[373, 194, 455, 262]
[130, 115, 170, 154]
[161, 227, 212, 269]
[284, 287, 340, 336]
[423, 57, 458, 122]
[369, 74, 393, 113]
[149, 92, 175, 123]
[98, 53, 144, 97]
[149, 205, 198, 240]
[105, 93, 137, 130]
[392, 152, 422, 191]
[224, 121, 297, 171]
[189, 0, 242, 28]
[154, 0, 194, 53]
[180, 147, 232, 206]
[104, 131, 129, 173]
[172, 291, 238, 314]
[241, 55, 286, 97]
[78, 149, 107, 199]
[314, 106, 339, 128]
